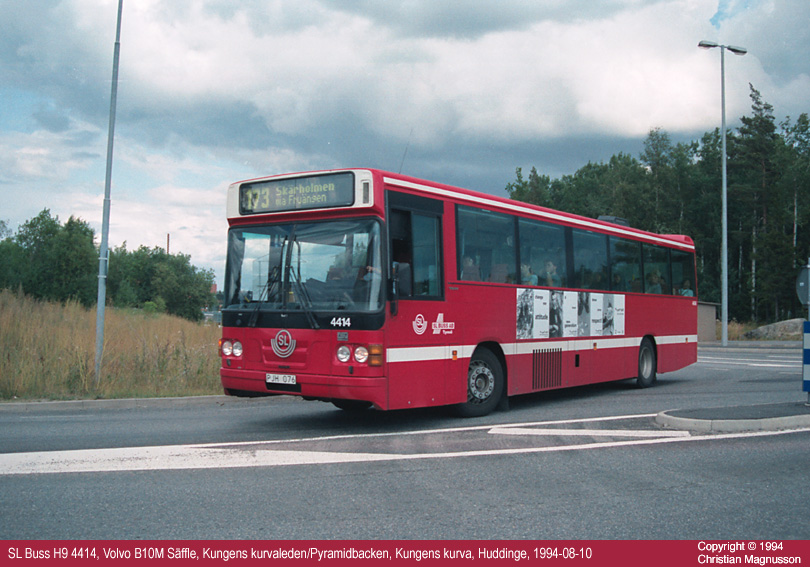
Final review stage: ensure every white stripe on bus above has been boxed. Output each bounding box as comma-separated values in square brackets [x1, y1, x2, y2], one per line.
[387, 335, 697, 364]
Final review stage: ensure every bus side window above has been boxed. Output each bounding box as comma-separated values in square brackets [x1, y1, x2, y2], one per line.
[390, 208, 442, 298]
[412, 214, 441, 296]
[572, 229, 609, 290]
[642, 244, 671, 295]
[518, 218, 566, 288]
[609, 237, 642, 292]
[671, 249, 696, 297]
[457, 206, 516, 283]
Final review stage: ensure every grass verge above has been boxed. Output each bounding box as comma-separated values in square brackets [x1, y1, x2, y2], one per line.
[0, 289, 221, 401]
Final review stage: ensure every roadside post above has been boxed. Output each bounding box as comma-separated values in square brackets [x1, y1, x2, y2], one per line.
[804, 322, 810, 405]
[798, 259, 810, 404]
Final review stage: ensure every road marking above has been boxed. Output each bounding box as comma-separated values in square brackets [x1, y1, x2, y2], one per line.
[698, 358, 799, 368]
[196, 412, 662, 448]
[0, 446, 397, 475]
[1, 418, 807, 476]
[489, 427, 690, 438]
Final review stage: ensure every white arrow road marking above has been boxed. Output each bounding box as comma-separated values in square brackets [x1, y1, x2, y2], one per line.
[0, 446, 398, 475]
[1, 415, 807, 476]
[489, 427, 690, 438]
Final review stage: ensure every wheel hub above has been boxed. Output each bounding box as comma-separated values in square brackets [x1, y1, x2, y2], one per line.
[469, 362, 495, 401]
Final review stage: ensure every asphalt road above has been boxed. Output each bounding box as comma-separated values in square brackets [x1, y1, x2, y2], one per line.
[1, 342, 808, 540]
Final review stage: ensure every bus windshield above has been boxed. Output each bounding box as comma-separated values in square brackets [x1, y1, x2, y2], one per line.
[224, 218, 384, 313]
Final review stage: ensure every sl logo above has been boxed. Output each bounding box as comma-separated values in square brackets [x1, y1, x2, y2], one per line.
[413, 314, 428, 335]
[271, 330, 296, 358]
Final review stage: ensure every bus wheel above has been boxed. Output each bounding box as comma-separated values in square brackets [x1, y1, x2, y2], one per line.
[456, 349, 504, 417]
[332, 400, 372, 412]
[636, 338, 657, 388]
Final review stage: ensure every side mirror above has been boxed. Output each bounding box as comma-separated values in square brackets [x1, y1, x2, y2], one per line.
[390, 269, 399, 316]
[389, 262, 411, 315]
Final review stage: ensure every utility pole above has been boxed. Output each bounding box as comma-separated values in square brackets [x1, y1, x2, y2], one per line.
[698, 40, 747, 346]
[95, 0, 124, 384]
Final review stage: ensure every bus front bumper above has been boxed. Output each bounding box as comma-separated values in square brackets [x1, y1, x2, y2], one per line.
[220, 368, 389, 410]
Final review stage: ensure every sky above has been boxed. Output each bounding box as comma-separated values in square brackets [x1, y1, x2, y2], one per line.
[1, 0, 809, 288]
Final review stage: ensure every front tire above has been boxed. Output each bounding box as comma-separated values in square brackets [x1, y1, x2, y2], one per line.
[636, 337, 657, 388]
[456, 349, 504, 417]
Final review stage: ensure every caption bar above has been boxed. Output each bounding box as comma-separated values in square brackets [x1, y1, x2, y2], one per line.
[6, 540, 807, 566]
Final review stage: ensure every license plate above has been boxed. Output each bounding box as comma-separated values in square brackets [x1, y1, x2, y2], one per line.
[266, 373, 296, 385]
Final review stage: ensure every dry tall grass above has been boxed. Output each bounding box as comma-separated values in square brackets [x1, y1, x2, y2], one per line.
[722, 320, 760, 340]
[0, 289, 221, 400]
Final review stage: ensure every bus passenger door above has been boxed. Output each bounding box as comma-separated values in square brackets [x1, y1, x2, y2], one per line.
[386, 194, 449, 410]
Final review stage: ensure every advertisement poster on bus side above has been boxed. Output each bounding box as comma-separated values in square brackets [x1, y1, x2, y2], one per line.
[517, 289, 625, 340]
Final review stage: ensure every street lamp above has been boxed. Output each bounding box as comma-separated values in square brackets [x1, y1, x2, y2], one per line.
[95, 0, 124, 383]
[698, 40, 747, 347]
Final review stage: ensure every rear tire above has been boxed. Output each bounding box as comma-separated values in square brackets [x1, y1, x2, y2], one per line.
[636, 337, 657, 388]
[455, 349, 504, 417]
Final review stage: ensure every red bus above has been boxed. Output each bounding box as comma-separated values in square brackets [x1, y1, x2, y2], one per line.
[220, 168, 697, 416]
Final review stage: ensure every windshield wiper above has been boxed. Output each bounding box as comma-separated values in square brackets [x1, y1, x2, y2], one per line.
[248, 236, 287, 327]
[289, 265, 320, 329]
[283, 227, 319, 329]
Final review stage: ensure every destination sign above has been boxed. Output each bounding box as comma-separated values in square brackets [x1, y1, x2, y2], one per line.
[239, 172, 355, 214]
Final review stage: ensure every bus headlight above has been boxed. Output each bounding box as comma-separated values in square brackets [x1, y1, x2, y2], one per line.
[220, 340, 242, 357]
[354, 346, 369, 364]
[337, 345, 352, 363]
[221, 340, 233, 357]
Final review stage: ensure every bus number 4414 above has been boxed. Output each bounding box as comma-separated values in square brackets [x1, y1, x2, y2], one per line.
[330, 317, 351, 328]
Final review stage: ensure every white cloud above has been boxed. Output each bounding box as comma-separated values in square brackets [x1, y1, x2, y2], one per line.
[66, 184, 229, 275]
[0, 127, 98, 184]
[1, 0, 809, 288]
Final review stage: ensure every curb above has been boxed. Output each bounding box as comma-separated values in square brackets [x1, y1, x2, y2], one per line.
[656, 402, 810, 433]
[0, 395, 246, 413]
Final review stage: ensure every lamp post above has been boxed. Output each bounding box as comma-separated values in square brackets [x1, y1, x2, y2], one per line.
[95, 0, 124, 383]
[698, 40, 747, 347]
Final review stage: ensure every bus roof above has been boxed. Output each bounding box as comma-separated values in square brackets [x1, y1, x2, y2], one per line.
[230, 168, 695, 251]
[378, 169, 695, 251]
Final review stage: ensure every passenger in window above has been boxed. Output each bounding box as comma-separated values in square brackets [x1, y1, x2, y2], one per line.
[646, 271, 663, 294]
[678, 279, 694, 296]
[461, 256, 481, 281]
[520, 263, 538, 286]
[541, 260, 561, 287]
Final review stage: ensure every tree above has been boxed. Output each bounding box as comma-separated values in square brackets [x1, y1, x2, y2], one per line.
[505, 167, 553, 207]
[0, 235, 24, 293]
[48, 216, 97, 305]
[0, 211, 215, 322]
[0, 210, 97, 306]
[108, 244, 215, 321]
[781, 113, 810, 258]
[504, 87, 810, 323]
[640, 128, 676, 231]
[733, 85, 787, 320]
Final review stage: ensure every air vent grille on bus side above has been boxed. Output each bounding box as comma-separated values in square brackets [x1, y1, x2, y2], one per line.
[533, 348, 562, 390]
